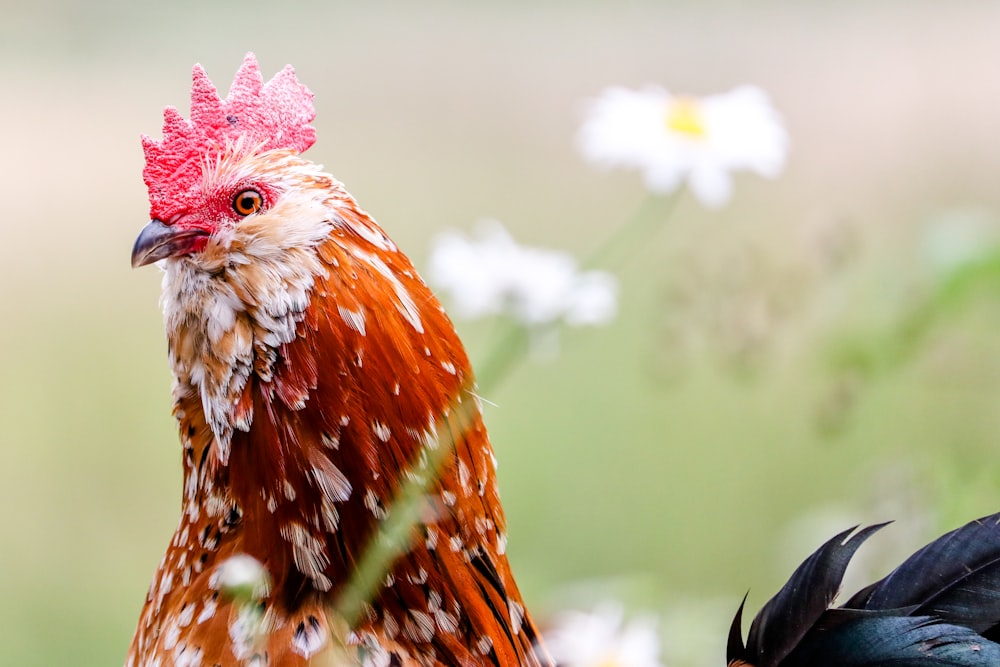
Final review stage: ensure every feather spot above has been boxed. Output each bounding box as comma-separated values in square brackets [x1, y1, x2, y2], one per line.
[338, 305, 367, 336]
[292, 615, 327, 658]
[310, 458, 353, 502]
[402, 610, 435, 643]
[319, 502, 340, 532]
[351, 248, 424, 333]
[173, 644, 202, 667]
[177, 601, 195, 627]
[321, 431, 340, 449]
[428, 590, 461, 634]
[280, 522, 332, 591]
[475, 517, 494, 535]
[383, 610, 399, 639]
[163, 622, 180, 650]
[364, 488, 388, 519]
[508, 600, 525, 636]
[348, 217, 397, 253]
[457, 460, 472, 495]
[197, 598, 217, 624]
[372, 421, 391, 442]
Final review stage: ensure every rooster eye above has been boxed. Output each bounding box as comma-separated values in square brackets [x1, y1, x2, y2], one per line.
[232, 189, 264, 216]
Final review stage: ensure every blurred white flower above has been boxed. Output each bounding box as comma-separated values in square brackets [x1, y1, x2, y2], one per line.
[545, 604, 665, 667]
[578, 85, 788, 207]
[211, 554, 271, 603]
[427, 220, 618, 328]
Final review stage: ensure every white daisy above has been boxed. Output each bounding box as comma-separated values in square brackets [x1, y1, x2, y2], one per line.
[427, 220, 618, 328]
[545, 604, 665, 667]
[578, 85, 788, 207]
[211, 554, 271, 603]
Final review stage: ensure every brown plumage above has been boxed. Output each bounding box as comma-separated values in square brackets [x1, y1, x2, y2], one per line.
[127, 54, 549, 667]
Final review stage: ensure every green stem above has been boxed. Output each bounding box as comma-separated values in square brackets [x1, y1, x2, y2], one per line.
[582, 191, 682, 271]
[332, 392, 479, 629]
[473, 322, 530, 393]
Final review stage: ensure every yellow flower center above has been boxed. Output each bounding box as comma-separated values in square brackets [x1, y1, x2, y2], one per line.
[665, 97, 707, 138]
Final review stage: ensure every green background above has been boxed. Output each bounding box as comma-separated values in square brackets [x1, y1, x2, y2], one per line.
[4, 2, 1000, 665]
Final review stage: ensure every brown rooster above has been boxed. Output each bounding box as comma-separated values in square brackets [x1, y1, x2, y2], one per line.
[128, 54, 549, 667]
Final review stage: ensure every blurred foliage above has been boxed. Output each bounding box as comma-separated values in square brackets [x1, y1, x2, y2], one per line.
[4, 2, 1000, 666]
[823, 211, 1000, 431]
[831, 245, 1000, 378]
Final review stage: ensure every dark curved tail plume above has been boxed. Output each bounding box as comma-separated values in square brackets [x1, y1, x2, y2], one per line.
[727, 512, 1000, 666]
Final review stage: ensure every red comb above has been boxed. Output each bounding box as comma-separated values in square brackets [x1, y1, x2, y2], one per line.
[142, 53, 316, 220]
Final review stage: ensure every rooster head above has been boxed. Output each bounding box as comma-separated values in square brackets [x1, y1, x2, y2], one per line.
[131, 53, 322, 269]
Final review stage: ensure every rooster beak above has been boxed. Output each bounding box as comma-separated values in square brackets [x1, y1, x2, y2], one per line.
[131, 219, 209, 268]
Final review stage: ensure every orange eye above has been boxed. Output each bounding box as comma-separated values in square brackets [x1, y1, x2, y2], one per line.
[232, 189, 264, 216]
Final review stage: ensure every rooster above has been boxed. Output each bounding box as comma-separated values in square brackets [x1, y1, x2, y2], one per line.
[728, 511, 1000, 666]
[128, 54, 550, 667]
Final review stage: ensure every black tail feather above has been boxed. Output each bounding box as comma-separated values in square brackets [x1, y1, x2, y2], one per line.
[727, 593, 749, 659]
[845, 513, 1000, 637]
[738, 523, 888, 667]
[728, 512, 1000, 666]
[781, 616, 1000, 666]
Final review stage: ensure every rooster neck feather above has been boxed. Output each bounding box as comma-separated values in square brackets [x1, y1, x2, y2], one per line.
[160, 153, 337, 457]
[148, 160, 538, 663]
